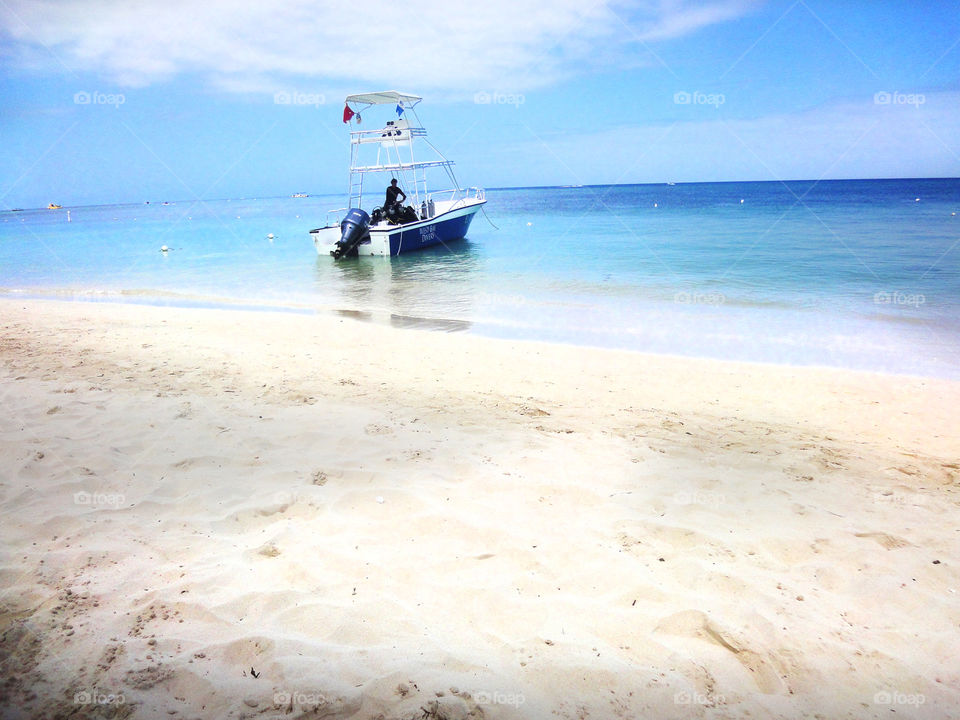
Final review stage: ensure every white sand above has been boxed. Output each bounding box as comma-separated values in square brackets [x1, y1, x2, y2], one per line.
[1, 298, 957, 719]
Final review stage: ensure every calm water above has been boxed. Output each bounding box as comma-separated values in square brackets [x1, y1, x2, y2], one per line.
[2, 179, 959, 378]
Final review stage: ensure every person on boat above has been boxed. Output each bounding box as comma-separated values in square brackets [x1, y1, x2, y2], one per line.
[384, 179, 406, 212]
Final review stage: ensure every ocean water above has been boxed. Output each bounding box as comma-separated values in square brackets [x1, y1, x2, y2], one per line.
[2, 179, 959, 378]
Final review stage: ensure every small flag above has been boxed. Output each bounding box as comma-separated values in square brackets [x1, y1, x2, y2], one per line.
[396, 101, 404, 117]
[343, 104, 355, 123]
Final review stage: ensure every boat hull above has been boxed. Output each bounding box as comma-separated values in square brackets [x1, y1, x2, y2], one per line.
[312, 200, 484, 257]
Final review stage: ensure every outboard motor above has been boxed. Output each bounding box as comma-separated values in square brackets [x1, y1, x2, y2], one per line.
[333, 208, 370, 259]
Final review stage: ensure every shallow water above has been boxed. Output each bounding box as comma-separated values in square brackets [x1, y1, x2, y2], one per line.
[2, 179, 958, 377]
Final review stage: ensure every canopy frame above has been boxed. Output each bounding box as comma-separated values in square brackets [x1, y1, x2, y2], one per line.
[345, 91, 422, 111]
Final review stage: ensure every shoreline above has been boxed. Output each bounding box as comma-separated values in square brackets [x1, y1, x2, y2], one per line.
[1, 298, 958, 719]
[3, 290, 959, 382]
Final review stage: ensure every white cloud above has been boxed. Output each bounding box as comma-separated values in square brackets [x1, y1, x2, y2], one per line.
[635, 0, 758, 41]
[0, 0, 759, 93]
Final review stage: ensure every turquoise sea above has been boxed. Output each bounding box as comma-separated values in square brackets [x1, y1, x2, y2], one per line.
[2, 179, 959, 378]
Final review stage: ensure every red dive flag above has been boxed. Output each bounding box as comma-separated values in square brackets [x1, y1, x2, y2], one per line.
[342, 104, 355, 123]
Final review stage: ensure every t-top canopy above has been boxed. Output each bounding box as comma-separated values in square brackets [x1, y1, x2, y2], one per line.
[345, 91, 422, 108]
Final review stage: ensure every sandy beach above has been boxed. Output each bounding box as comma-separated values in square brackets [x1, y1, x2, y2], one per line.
[1, 298, 957, 719]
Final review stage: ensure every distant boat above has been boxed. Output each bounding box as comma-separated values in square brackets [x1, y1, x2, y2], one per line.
[291, 192, 309, 198]
[47, 203, 62, 209]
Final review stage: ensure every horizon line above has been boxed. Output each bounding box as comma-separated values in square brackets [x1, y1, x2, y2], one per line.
[6, 176, 959, 211]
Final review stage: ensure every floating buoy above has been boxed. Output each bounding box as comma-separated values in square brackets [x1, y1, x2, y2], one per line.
[915, 197, 920, 202]
[740, 198, 744, 204]
[267, 233, 274, 240]
[160, 245, 169, 253]
[654, 202, 658, 208]
[526, 221, 532, 226]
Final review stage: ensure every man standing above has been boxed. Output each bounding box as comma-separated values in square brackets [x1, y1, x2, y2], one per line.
[385, 178, 406, 211]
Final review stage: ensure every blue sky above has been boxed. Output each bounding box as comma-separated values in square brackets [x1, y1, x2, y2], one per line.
[1, 0, 958, 208]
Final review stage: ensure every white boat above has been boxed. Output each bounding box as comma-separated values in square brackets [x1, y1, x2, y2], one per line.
[310, 91, 486, 258]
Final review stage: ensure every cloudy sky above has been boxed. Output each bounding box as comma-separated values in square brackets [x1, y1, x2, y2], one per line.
[1, 0, 958, 207]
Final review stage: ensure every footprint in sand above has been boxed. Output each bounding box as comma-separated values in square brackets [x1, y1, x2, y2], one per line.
[814, 446, 847, 471]
[854, 531, 911, 550]
[891, 465, 921, 477]
[654, 610, 786, 695]
[96, 643, 125, 673]
[364, 423, 393, 435]
[518, 405, 550, 417]
[123, 663, 173, 690]
[257, 543, 281, 558]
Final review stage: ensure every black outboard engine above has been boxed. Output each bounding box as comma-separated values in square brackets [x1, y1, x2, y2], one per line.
[333, 208, 370, 259]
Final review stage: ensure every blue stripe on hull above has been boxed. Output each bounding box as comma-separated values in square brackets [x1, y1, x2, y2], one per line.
[387, 211, 477, 256]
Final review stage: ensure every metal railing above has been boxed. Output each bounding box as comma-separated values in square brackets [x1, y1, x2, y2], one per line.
[324, 208, 348, 227]
[428, 187, 485, 205]
[324, 188, 482, 226]
[351, 126, 427, 144]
